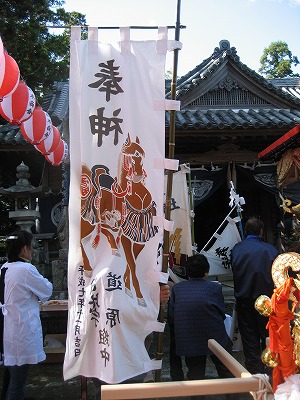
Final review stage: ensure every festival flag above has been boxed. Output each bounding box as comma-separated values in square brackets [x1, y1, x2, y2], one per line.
[201, 217, 241, 276]
[64, 26, 172, 383]
[167, 166, 193, 266]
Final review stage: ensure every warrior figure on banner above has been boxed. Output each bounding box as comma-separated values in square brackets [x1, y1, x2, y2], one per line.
[80, 133, 158, 306]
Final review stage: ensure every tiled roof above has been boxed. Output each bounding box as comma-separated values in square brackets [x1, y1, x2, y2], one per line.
[171, 40, 300, 107]
[0, 124, 27, 146]
[1, 41, 300, 142]
[166, 108, 300, 130]
[268, 78, 300, 101]
[164, 40, 300, 131]
[41, 81, 69, 127]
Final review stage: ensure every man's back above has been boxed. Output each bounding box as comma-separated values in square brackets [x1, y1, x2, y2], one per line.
[231, 236, 278, 300]
[231, 218, 279, 374]
[170, 279, 229, 356]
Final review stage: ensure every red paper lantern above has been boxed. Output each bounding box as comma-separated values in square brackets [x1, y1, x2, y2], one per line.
[0, 52, 20, 100]
[0, 36, 4, 64]
[34, 125, 61, 155]
[0, 80, 36, 125]
[45, 139, 68, 166]
[20, 106, 53, 144]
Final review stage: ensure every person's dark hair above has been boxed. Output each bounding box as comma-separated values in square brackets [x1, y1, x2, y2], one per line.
[185, 254, 210, 278]
[245, 217, 264, 236]
[6, 230, 33, 262]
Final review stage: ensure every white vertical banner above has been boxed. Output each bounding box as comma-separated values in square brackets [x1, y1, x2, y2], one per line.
[64, 27, 169, 383]
[201, 217, 241, 276]
[167, 167, 193, 264]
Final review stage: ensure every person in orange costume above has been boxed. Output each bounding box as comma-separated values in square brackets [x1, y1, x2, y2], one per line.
[267, 277, 298, 391]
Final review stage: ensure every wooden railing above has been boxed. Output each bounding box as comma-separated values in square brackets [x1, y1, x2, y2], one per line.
[101, 339, 274, 399]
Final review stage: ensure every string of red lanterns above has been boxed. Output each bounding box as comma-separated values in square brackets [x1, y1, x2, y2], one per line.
[0, 35, 68, 166]
[34, 125, 61, 155]
[20, 106, 53, 144]
[0, 80, 36, 125]
[0, 52, 20, 100]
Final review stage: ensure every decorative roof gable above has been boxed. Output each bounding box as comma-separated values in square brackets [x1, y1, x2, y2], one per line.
[173, 40, 300, 111]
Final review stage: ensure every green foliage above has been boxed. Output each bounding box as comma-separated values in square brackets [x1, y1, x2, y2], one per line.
[259, 41, 299, 78]
[0, 0, 86, 101]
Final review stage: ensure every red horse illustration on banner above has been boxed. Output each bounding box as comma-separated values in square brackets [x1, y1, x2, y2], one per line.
[80, 133, 158, 306]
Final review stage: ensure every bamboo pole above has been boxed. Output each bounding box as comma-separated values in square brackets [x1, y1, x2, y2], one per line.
[186, 164, 196, 251]
[200, 205, 237, 252]
[207, 339, 251, 378]
[101, 378, 261, 399]
[279, 188, 286, 253]
[155, 0, 182, 382]
[102, 340, 273, 399]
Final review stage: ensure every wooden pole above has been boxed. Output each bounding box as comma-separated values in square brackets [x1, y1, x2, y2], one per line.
[101, 378, 262, 399]
[187, 164, 196, 251]
[200, 205, 237, 252]
[279, 188, 286, 253]
[155, 0, 182, 382]
[102, 340, 273, 399]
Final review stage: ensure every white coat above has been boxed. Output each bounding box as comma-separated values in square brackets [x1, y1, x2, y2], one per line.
[1, 260, 53, 366]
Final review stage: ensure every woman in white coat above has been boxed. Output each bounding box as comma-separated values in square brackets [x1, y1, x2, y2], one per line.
[0, 230, 53, 399]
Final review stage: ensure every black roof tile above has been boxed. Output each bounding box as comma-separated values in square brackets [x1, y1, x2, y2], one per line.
[166, 108, 300, 130]
[0, 125, 27, 146]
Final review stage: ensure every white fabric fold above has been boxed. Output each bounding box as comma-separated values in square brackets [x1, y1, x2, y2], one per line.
[0, 302, 7, 315]
[152, 216, 175, 232]
[119, 27, 131, 53]
[144, 359, 162, 371]
[153, 158, 179, 171]
[145, 320, 165, 333]
[168, 40, 183, 51]
[153, 99, 181, 111]
[88, 27, 98, 41]
[158, 271, 169, 284]
[163, 219, 174, 232]
[156, 27, 168, 54]
[227, 215, 241, 223]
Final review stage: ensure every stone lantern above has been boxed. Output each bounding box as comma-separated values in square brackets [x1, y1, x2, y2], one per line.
[0, 161, 43, 232]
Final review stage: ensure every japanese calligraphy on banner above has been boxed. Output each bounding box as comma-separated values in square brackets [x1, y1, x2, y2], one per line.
[201, 217, 241, 276]
[167, 167, 193, 265]
[64, 26, 170, 383]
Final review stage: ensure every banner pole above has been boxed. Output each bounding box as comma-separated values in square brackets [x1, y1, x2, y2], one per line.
[186, 163, 196, 252]
[200, 181, 246, 252]
[155, 0, 182, 382]
[279, 188, 286, 253]
[200, 205, 238, 252]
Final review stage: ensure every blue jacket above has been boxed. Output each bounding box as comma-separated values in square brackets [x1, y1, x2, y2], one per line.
[231, 236, 278, 300]
[169, 278, 231, 356]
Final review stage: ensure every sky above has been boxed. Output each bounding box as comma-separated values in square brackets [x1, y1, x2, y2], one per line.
[62, 0, 300, 77]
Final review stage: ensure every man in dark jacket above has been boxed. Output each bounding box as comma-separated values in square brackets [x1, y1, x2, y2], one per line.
[169, 254, 232, 382]
[231, 217, 278, 374]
